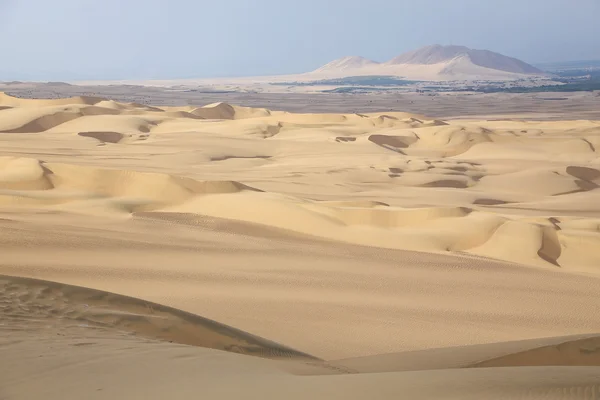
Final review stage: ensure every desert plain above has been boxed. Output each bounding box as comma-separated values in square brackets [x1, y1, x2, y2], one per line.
[1, 88, 600, 399]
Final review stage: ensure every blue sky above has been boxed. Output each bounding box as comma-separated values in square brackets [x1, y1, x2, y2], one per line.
[1, 0, 598, 80]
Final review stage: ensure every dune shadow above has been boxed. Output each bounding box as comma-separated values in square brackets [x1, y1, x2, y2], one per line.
[0, 274, 318, 361]
[78, 131, 125, 143]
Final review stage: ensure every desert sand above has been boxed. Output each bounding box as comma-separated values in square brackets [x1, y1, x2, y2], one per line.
[1, 91, 600, 399]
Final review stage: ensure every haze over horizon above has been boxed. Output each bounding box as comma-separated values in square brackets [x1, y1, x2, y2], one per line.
[1, 0, 599, 81]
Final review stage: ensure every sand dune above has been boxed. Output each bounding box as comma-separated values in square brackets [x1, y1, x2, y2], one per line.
[0, 274, 315, 359]
[1, 91, 599, 272]
[2, 274, 599, 399]
[2, 155, 597, 268]
[320, 334, 600, 375]
[0, 91, 104, 107]
[0, 104, 121, 133]
[2, 92, 600, 398]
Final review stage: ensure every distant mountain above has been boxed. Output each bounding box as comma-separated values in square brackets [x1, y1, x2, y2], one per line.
[309, 45, 545, 81]
[313, 56, 380, 73]
[386, 45, 472, 65]
[385, 44, 542, 75]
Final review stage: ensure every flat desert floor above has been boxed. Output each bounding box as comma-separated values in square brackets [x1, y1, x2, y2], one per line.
[1, 91, 600, 399]
[3, 81, 600, 120]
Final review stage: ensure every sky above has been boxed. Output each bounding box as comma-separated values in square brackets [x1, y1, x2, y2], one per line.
[0, 0, 599, 81]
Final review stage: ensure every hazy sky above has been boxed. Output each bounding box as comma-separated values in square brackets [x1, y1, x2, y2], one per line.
[1, 0, 598, 81]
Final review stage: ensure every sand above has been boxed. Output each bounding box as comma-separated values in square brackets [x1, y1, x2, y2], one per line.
[1, 91, 600, 399]
[4, 82, 600, 121]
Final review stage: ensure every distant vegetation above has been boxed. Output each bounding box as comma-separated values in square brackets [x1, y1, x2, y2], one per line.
[321, 87, 397, 93]
[275, 71, 600, 94]
[553, 69, 600, 80]
[535, 60, 600, 72]
[273, 76, 422, 87]
[478, 69, 600, 93]
[554, 68, 600, 81]
[479, 82, 600, 93]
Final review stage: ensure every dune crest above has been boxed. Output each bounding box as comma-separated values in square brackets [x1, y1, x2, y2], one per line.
[1, 155, 598, 272]
[0, 274, 316, 359]
[2, 95, 600, 399]
[3, 273, 600, 399]
[0, 156, 260, 213]
[0, 91, 105, 107]
[0, 95, 599, 272]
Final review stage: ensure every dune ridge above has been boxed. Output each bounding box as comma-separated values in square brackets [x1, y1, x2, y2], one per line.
[3, 273, 600, 369]
[2, 273, 600, 399]
[0, 274, 316, 360]
[1, 155, 598, 271]
[2, 93, 600, 399]
[1, 92, 599, 272]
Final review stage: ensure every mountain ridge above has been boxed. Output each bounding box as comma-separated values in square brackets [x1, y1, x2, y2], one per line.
[313, 56, 380, 73]
[311, 45, 544, 80]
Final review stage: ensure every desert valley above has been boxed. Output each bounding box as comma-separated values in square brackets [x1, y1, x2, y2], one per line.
[1, 36, 600, 400]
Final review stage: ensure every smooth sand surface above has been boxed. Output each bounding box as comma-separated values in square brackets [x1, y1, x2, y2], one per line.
[1, 92, 600, 399]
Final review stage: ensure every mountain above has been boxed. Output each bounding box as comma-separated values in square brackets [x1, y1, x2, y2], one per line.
[313, 56, 380, 73]
[385, 45, 542, 75]
[386, 45, 473, 65]
[309, 45, 544, 80]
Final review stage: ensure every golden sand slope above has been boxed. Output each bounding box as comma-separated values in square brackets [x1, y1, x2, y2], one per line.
[2, 275, 600, 399]
[2, 92, 600, 398]
[3, 210, 600, 360]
